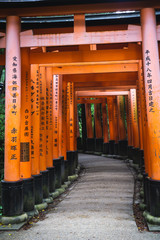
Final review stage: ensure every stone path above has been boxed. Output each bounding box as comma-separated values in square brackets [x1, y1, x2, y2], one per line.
[0, 154, 160, 240]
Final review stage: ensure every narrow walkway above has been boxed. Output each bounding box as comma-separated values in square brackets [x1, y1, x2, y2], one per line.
[1, 154, 159, 240]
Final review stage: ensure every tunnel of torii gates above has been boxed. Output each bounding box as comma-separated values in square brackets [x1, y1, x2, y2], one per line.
[0, 5, 160, 226]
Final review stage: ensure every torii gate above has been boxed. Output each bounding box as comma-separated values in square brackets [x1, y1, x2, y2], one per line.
[0, 3, 160, 227]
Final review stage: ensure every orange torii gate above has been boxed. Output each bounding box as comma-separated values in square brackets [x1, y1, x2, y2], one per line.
[1, 3, 160, 227]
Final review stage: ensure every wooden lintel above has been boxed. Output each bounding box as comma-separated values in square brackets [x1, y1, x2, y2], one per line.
[63, 72, 138, 83]
[77, 98, 107, 104]
[0, 2, 159, 17]
[50, 63, 138, 75]
[0, 25, 144, 48]
[77, 91, 129, 97]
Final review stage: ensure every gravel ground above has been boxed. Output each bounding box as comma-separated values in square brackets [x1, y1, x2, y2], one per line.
[0, 154, 160, 240]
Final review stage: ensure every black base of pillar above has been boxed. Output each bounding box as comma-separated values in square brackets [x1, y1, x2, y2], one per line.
[109, 140, 115, 155]
[60, 156, 65, 184]
[114, 143, 119, 155]
[149, 179, 160, 217]
[47, 167, 55, 193]
[127, 145, 133, 159]
[95, 138, 103, 153]
[72, 151, 77, 173]
[75, 150, 78, 168]
[77, 137, 83, 151]
[67, 151, 72, 176]
[64, 160, 68, 182]
[132, 147, 140, 164]
[118, 140, 128, 156]
[138, 149, 144, 169]
[23, 177, 35, 212]
[67, 151, 76, 176]
[143, 173, 149, 206]
[41, 170, 49, 199]
[103, 142, 109, 154]
[1, 180, 23, 216]
[144, 175, 150, 212]
[33, 174, 43, 204]
[53, 158, 62, 189]
[86, 138, 95, 152]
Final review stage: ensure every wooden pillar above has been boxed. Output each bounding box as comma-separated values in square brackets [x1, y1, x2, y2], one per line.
[31, 65, 40, 176]
[62, 80, 67, 160]
[31, 64, 43, 204]
[125, 95, 132, 146]
[102, 101, 109, 143]
[46, 67, 53, 168]
[117, 96, 127, 141]
[20, 48, 31, 179]
[136, 77, 144, 150]
[4, 16, 21, 182]
[94, 103, 102, 139]
[113, 96, 119, 143]
[69, 82, 75, 151]
[2, 16, 23, 216]
[66, 82, 70, 151]
[20, 48, 35, 212]
[130, 89, 140, 149]
[107, 97, 114, 141]
[85, 103, 93, 139]
[53, 75, 61, 159]
[141, 8, 160, 217]
[74, 91, 78, 151]
[58, 75, 63, 157]
[138, 61, 150, 175]
[39, 66, 47, 172]
[141, 8, 160, 180]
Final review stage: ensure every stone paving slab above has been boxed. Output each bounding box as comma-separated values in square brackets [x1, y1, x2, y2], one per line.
[0, 154, 160, 240]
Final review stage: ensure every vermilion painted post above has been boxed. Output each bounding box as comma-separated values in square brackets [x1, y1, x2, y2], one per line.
[53, 75, 60, 159]
[39, 66, 49, 199]
[102, 101, 109, 143]
[136, 79, 144, 150]
[113, 96, 119, 154]
[107, 96, 115, 154]
[2, 16, 23, 216]
[62, 80, 67, 160]
[141, 8, 160, 216]
[31, 64, 43, 204]
[46, 67, 53, 168]
[53, 75, 62, 188]
[94, 103, 103, 153]
[58, 75, 63, 157]
[85, 103, 93, 139]
[130, 89, 140, 149]
[66, 82, 70, 151]
[138, 61, 150, 175]
[20, 48, 34, 212]
[117, 96, 126, 141]
[20, 48, 31, 179]
[46, 67, 55, 193]
[117, 96, 128, 156]
[69, 82, 75, 151]
[129, 89, 140, 164]
[39, 66, 47, 172]
[85, 102, 94, 152]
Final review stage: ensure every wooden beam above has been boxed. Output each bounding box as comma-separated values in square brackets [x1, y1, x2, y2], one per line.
[0, 43, 142, 66]
[0, 25, 158, 48]
[19, 25, 142, 48]
[75, 85, 136, 91]
[63, 72, 138, 82]
[77, 98, 107, 104]
[77, 91, 129, 97]
[49, 62, 138, 75]
[0, 1, 159, 17]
